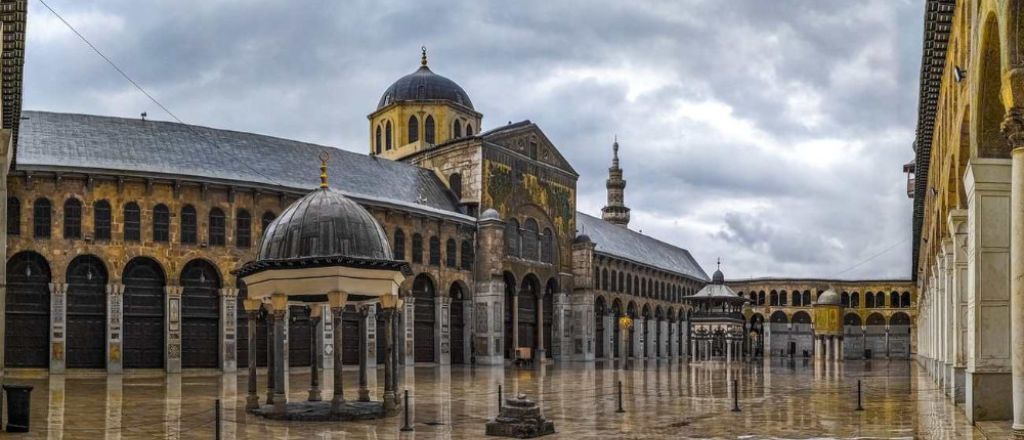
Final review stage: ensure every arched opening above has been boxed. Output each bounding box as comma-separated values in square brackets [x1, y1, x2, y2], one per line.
[180, 205, 197, 244]
[393, 228, 406, 261]
[503, 271, 516, 359]
[518, 275, 540, 354]
[412, 274, 436, 362]
[260, 211, 276, 238]
[375, 125, 382, 154]
[209, 208, 226, 246]
[235, 209, 251, 248]
[780, 290, 788, 306]
[449, 282, 467, 364]
[802, 290, 811, 306]
[641, 304, 652, 357]
[901, 291, 911, 308]
[843, 313, 863, 359]
[445, 238, 457, 268]
[466, 122, 473, 136]
[385, 120, 393, 150]
[875, 292, 885, 308]
[851, 292, 860, 307]
[66, 255, 109, 368]
[541, 228, 555, 264]
[124, 202, 141, 242]
[460, 240, 473, 270]
[429, 236, 441, 266]
[449, 173, 462, 200]
[975, 14, 1008, 158]
[769, 310, 788, 356]
[890, 291, 900, 309]
[408, 115, 419, 143]
[758, 291, 765, 305]
[505, 219, 520, 257]
[123, 257, 166, 368]
[841, 292, 850, 307]
[153, 204, 169, 242]
[595, 296, 607, 359]
[411, 233, 423, 264]
[626, 301, 638, 357]
[523, 218, 539, 261]
[425, 115, 436, 144]
[543, 278, 556, 358]
[769, 290, 779, 306]
[865, 312, 886, 359]
[6, 196, 20, 236]
[453, 120, 463, 138]
[5, 252, 51, 367]
[180, 260, 221, 368]
[63, 198, 82, 239]
[889, 312, 912, 358]
[612, 299, 623, 358]
[866, 291, 875, 308]
[654, 306, 664, 357]
[33, 198, 51, 238]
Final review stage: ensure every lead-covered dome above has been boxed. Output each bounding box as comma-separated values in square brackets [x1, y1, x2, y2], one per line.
[816, 288, 842, 306]
[257, 187, 392, 262]
[377, 52, 473, 110]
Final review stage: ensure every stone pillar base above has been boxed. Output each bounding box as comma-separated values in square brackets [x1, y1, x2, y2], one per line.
[331, 396, 346, 415]
[534, 349, 546, 364]
[359, 388, 370, 402]
[967, 371, 1013, 422]
[308, 389, 322, 402]
[273, 393, 287, 416]
[952, 367, 966, 403]
[246, 395, 260, 411]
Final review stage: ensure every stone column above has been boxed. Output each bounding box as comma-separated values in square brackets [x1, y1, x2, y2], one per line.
[165, 286, 183, 374]
[1008, 107, 1024, 432]
[383, 306, 398, 412]
[106, 283, 124, 374]
[220, 287, 239, 373]
[646, 319, 656, 359]
[49, 282, 67, 374]
[403, 298, 415, 365]
[764, 324, 772, 358]
[690, 339, 696, 362]
[965, 158, 1013, 422]
[366, 305, 378, 369]
[358, 306, 370, 402]
[243, 299, 261, 410]
[309, 306, 322, 402]
[511, 293, 519, 358]
[329, 292, 347, 414]
[271, 294, 288, 416]
[669, 321, 677, 358]
[814, 336, 822, 361]
[265, 308, 275, 404]
[437, 296, 451, 365]
[535, 293, 546, 362]
[632, 318, 644, 359]
[949, 209, 968, 402]
[318, 304, 332, 371]
[603, 312, 614, 360]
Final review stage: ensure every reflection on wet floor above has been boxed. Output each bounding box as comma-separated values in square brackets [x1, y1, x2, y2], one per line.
[0, 358, 995, 439]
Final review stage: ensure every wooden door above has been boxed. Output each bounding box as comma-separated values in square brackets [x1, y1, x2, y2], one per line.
[123, 258, 165, 368]
[65, 256, 107, 368]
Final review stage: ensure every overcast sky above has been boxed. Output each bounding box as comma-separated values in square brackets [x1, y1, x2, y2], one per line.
[23, 0, 922, 280]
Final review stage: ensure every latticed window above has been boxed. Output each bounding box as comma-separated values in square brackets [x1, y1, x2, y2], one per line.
[181, 205, 197, 244]
[153, 204, 170, 242]
[375, 125, 382, 154]
[460, 240, 473, 270]
[6, 197, 19, 236]
[63, 198, 82, 239]
[93, 200, 111, 240]
[385, 120, 393, 150]
[453, 120, 462, 138]
[466, 123, 473, 136]
[425, 115, 436, 143]
[209, 208, 226, 246]
[235, 209, 251, 248]
[393, 228, 406, 260]
[411, 233, 423, 264]
[445, 238, 457, 267]
[33, 198, 51, 238]
[429, 236, 441, 266]
[505, 219, 520, 257]
[123, 202, 141, 241]
[541, 228, 554, 263]
[523, 218, 539, 261]
[408, 116, 419, 143]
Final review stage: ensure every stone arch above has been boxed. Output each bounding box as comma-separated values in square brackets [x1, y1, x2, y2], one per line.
[791, 311, 811, 324]
[973, 11, 1009, 158]
[890, 312, 911, 326]
[518, 273, 542, 353]
[769, 310, 789, 323]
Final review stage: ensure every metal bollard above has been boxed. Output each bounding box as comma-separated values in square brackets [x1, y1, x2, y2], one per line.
[400, 389, 414, 432]
[498, 384, 503, 411]
[215, 399, 221, 440]
[616, 381, 625, 413]
[856, 380, 864, 411]
[731, 379, 740, 412]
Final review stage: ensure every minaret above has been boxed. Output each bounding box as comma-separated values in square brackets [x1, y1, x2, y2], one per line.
[601, 136, 631, 227]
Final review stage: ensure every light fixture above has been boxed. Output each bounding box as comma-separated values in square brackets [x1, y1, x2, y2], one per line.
[953, 66, 966, 83]
[25, 266, 32, 277]
[86, 268, 93, 281]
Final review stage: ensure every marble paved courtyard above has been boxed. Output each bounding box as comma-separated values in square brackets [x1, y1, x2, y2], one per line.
[0, 359, 1003, 439]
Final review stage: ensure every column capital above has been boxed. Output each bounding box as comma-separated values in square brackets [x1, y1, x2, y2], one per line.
[219, 287, 239, 298]
[106, 283, 125, 295]
[48, 282, 67, 295]
[165, 286, 183, 297]
[243, 298, 263, 313]
[1001, 106, 1024, 150]
[328, 291, 347, 310]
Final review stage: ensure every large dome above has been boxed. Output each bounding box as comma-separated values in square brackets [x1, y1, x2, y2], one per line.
[377, 57, 474, 110]
[257, 187, 392, 261]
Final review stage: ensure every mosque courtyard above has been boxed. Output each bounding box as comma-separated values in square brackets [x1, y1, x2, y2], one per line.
[0, 359, 1003, 439]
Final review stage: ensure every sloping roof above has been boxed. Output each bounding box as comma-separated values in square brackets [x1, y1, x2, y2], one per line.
[690, 283, 742, 300]
[15, 111, 466, 219]
[577, 212, 708, 281]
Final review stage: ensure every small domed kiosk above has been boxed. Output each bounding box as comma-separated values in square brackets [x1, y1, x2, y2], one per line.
[682, 260, 749, 363]
[237, 154, 411, 420]
[813, 287, 844, 361]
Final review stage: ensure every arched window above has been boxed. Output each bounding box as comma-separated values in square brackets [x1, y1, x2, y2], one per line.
[425, 115, 436, 143]
[890, 291, 900, 309]
[209, 208, 226, 246]
[505, 218, 520, 257]
[841, 292, 849, 307]
[851, 292, 860, 307]
[63, 198, 82, 239]
[601, 268, 608, 291]
[429, 236, 441, 266]
[769, 291, 778, 306]
[33, 198, 51, 238]
[541, 228, 554, 263]
[235, 209, 251, 248]
[802, 290, 811, 305]
[375, 125, 382, 154]
[780, 291, 788, 306]
[411, 233, 423, 264]
[408, 116, 419, 143]
[875, 292, 885, 308]
[261, 211, 276, 237]
[93, 200, 111, 241]
[866, 292, 875, 308]
[445, 238, 457, 267]
[454, 120, 462, 138]
[901, 292, 911, 307]
[153, 204, 170, 242]
[393, 229, 406, 261]
[626, 274, 632, 294]
[123, 202, 141, 242]
[523, 218, 539, 261]
[460, 240, 473, 270]
[385, 120, 393, 150]
[449, 173, 462, 200]
[181, 205, 197, 244]
[6, 197, 20, 235]
[618, 272, 625, 292]
[466, 123, 473, 136]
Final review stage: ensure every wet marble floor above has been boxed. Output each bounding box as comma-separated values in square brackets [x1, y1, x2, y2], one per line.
[0, 358, 1001, 439]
